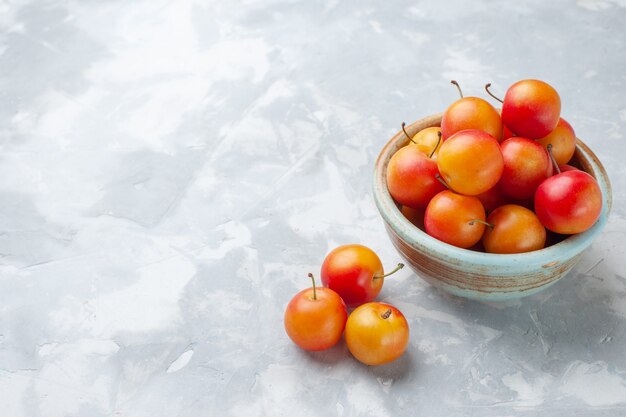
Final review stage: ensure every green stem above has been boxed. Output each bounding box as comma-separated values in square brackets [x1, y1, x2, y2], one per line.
[308, 272, 317, 300]
[373, 263, 404, 280]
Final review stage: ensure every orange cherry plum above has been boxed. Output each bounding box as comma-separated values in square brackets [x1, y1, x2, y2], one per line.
[482, 204, 546, 254]
[501, 79, 561, 139]
[536, 118, 576, 166]
[400, 205, 425, 230]
[424, 190, 487, 248]
[441, 80, 503, 141]
[387, 140, 446, 209]
[535, 170, 602, 234]
[475, 184, 511, 214]
[498, 136, 552, 200]
[321, 244, 403, 308]
[345, 302, 409, 366]
[404, 123, 443, 160]
[284, 273, 348, 351]
[437, 129, 504, 196]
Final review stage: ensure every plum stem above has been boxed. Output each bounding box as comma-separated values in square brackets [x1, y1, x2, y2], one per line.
[547, 144, 561, 174]
[485, 83, 504, 104]
[451, 80, 463, 98]
[469, 219, 494, 230]
[429, 131, 442, 159]
[381, 309, 392, 319]
[435, 173, 450, 189]
[373, 263, 404, 280]
[401, 122, 417, 144]
[308, 272, 317, 300]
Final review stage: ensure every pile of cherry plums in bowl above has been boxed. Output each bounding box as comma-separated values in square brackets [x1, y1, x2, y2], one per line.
[373, 79, 612, 301]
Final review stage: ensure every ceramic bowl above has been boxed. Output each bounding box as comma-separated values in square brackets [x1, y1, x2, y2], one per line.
[373, 114, 612, 301]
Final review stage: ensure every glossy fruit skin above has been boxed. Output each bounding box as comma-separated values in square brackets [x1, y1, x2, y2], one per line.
[475, 184, 511, 213]
[437, 129, 504, 196]
[284, 287, 348, 351]
[386, 145, 446, 208]
[482, 204, 546, 254]
[409, 126, 442, 160]
[536, 118, 576, 166]
[502, 124, 515, 141]
[321, 244, 384, 307]
[441, 97, 503, 141]
[400, 205, 425, 230]
[502, 79, 561, 138]
[345, 302, 409, 366]
[424, 190, 486, 248]
[498, 136, 553, 200]
[534, 170, 602, 234]
[559, 164, 579, 172]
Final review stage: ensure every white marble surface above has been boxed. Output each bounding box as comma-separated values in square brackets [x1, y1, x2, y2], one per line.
[0, 1, 625, 416]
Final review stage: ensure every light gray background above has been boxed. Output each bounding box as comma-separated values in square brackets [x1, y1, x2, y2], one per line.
[0, 1, 625, 416]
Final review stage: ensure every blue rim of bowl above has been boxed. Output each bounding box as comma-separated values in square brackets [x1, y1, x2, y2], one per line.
[373, 117, 613, 269]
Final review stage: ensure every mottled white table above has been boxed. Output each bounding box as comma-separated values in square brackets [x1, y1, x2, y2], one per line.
[1, 1, 625, 416]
